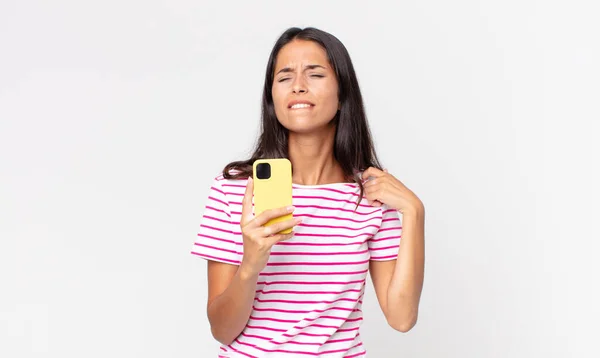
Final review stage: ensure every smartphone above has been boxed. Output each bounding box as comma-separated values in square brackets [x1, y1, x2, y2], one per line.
[252, 158, 293, 234]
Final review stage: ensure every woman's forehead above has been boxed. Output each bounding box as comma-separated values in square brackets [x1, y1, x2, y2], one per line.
[275, 41, 328, 67]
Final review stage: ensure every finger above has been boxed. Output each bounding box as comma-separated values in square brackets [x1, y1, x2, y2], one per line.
[371, 200, 383, 207]
[241, 177, 254, 225]
[364, 177, 380, 188]
[254, 205, 295, 227]
[362, 167, 386, 181]
[366, 196, 383, 207]
[262, 217, 302, 236]
[364, 183, 378, 195]
[266, 232, 295, 246]
[364, 186, 382, 202]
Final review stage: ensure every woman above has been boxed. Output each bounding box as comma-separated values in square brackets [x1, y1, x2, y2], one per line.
[191, 27, 425, 357]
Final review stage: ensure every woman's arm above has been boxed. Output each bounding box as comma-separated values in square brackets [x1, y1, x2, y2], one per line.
[362, 166, 425, 332]
[206, 261, 258, 346]
[370, 208, 425, 332]
[205, 177, 302, 345]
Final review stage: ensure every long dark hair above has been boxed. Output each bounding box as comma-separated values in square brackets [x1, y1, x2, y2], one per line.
[223, 27, 383, 203]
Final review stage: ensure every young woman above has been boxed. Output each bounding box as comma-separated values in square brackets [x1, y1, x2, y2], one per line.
[191, 27, 425, 357]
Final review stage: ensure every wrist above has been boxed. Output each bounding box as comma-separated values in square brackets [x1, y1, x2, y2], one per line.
[238, 262, 260, 282]
[401, 202, 425, 218]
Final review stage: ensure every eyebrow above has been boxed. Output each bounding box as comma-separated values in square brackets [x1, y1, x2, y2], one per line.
[275, 64, 327, 76]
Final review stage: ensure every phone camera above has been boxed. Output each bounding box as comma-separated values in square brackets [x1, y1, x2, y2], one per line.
[256, 163, 271, 180]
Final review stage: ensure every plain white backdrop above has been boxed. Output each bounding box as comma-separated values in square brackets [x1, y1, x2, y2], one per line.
[1, 0, 598, 357]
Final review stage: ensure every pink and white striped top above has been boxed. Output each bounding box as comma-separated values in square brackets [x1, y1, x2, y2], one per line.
[191, 172, 402, 357]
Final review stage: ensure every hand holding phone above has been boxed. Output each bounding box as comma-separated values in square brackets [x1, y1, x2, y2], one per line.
[238, 159, 300, 276]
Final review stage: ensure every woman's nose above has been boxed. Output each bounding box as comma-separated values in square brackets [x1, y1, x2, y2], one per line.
[292, 77, 307, 93]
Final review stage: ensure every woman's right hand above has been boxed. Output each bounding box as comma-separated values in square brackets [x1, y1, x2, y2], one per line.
[239, 177, 301, 278]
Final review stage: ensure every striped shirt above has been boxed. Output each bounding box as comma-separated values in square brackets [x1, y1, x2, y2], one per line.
[191, 173, 402, 357]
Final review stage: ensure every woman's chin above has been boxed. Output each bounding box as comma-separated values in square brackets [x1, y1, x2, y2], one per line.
[283, 121, 331, 135]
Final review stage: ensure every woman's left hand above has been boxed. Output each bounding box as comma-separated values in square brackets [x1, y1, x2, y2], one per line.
[362, 167, 424, 215]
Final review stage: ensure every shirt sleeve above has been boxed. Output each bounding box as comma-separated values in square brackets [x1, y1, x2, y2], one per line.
[190, 177, 243, 265]
[368, 205, 402, 261]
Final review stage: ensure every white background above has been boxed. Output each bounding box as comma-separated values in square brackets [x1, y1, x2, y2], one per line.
[1, 0, 598, 357]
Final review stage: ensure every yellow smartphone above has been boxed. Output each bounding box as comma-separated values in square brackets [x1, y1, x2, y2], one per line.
[252, 158, 293, 234]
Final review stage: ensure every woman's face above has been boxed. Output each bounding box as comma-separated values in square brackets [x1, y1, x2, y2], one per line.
[271, 39, 340, 134]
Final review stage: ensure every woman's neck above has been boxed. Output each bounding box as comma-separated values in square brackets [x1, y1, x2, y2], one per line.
[287, 126, 347, 185]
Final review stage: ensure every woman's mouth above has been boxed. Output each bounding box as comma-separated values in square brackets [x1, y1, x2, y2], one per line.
[289, 104, 314, 110]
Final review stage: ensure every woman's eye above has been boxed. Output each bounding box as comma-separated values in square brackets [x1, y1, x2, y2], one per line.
[277, 75, 323, 82]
